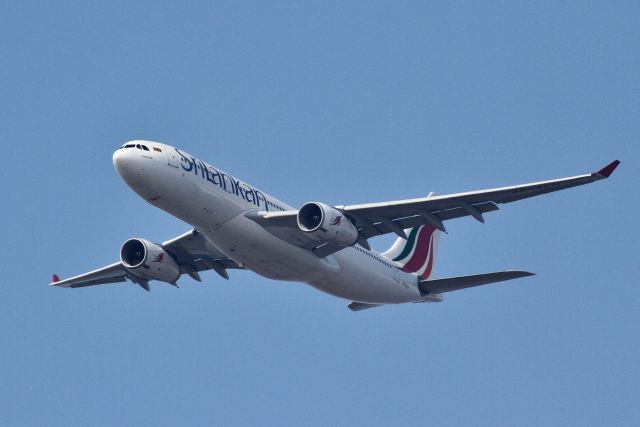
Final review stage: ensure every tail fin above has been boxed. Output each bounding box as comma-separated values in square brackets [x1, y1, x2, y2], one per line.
[382, 224, 442, 280]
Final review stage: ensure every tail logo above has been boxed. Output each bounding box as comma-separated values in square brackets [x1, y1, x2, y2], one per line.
[329, 216, 342, 226]
[389, 225, 438, 280]
[152, 254, 164, 263]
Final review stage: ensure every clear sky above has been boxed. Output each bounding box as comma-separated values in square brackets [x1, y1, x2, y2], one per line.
[1, 1, 638, 426]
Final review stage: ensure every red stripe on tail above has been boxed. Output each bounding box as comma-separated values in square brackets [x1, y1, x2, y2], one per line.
[400, 225, 436, 274]
[420, 235, 436, 280]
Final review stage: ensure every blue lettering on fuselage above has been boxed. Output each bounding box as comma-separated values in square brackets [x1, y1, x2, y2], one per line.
[175, 148, 269, 211]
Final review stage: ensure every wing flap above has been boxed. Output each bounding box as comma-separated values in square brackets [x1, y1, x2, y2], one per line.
[67, 276, 128, 288]
[419, 270, 534, 295]
[358, 202, 499, 239]
[162, 228, 243, 273]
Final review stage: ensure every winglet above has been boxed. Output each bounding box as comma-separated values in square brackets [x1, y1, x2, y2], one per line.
[596, 160, 621, 178]
[51, 274, 60, 283]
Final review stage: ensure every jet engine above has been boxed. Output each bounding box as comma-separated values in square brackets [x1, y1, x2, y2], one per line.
[297, 202, 359, 246]
[120, 238, 180, 283]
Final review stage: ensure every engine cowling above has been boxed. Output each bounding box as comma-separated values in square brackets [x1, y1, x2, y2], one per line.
[297, 202, 359, 246]
[120, 238, 180, 283]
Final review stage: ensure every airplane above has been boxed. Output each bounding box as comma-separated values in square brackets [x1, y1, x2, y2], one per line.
[50, 141, 620, 311]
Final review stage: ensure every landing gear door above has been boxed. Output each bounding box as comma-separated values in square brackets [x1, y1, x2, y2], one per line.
[167, 150, 179, 168]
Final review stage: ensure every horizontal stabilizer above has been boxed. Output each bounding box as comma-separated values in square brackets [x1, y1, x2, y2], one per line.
[419, 270, 534, 295]
[348, 302, 383, 311]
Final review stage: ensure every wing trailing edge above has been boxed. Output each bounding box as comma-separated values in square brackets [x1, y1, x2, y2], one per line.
[249, 160, 621, 258]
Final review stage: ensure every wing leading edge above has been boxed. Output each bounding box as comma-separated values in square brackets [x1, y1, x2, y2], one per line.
[248, 160, 621, 257]
[50, 229, 243, 289]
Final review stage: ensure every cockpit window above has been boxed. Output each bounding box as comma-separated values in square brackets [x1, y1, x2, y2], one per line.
[120, 143, 149, 150]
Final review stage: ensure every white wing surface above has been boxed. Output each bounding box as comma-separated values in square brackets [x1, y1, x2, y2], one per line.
[50, 229, 243, 289]
[50, 262, 128, 288]
[248, 160, 620, 257]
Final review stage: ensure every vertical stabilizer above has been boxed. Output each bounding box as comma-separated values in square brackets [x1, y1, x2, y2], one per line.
[381, 192, 442, 280]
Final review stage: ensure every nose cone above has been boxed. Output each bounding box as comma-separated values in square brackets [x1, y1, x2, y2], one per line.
[113, 146, 135, 180]
[113, 142, 162, 201]
[113, 148, 123, 172]
[113, 142, 149, 186]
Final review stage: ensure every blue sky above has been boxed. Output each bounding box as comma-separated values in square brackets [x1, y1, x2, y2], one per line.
[1, 1, 638, 425]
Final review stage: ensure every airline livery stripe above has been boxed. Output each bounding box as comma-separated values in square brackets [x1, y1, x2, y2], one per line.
[419, 235, 436, 280]
[392, 226, 421, 262]
[400, 224, 436, 273]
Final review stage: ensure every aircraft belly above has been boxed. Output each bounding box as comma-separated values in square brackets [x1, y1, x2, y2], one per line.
[201, 215, 323, 282]
[203, 215, 421, 303]
[307, 249, 422, 304]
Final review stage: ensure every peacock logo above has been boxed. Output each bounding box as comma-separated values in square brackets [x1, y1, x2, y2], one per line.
[329, 216, 342, 226]
[151, 254, 164, 263]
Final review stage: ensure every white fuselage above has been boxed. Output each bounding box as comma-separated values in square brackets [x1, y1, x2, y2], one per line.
[113, 142, 429, 304]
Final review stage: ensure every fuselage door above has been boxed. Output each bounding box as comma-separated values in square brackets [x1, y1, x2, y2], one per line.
[167, 150, 179, 168]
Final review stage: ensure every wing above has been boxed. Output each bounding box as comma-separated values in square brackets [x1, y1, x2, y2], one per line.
[161, 229, 243, 280]
[50, 262, 128, 288]
[247, 160, 620, 257]
[50, 229, 243, 289]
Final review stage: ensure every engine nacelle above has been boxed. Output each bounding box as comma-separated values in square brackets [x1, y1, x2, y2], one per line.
[297, 202, 359, 246]
[120, 238, 180, 283]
